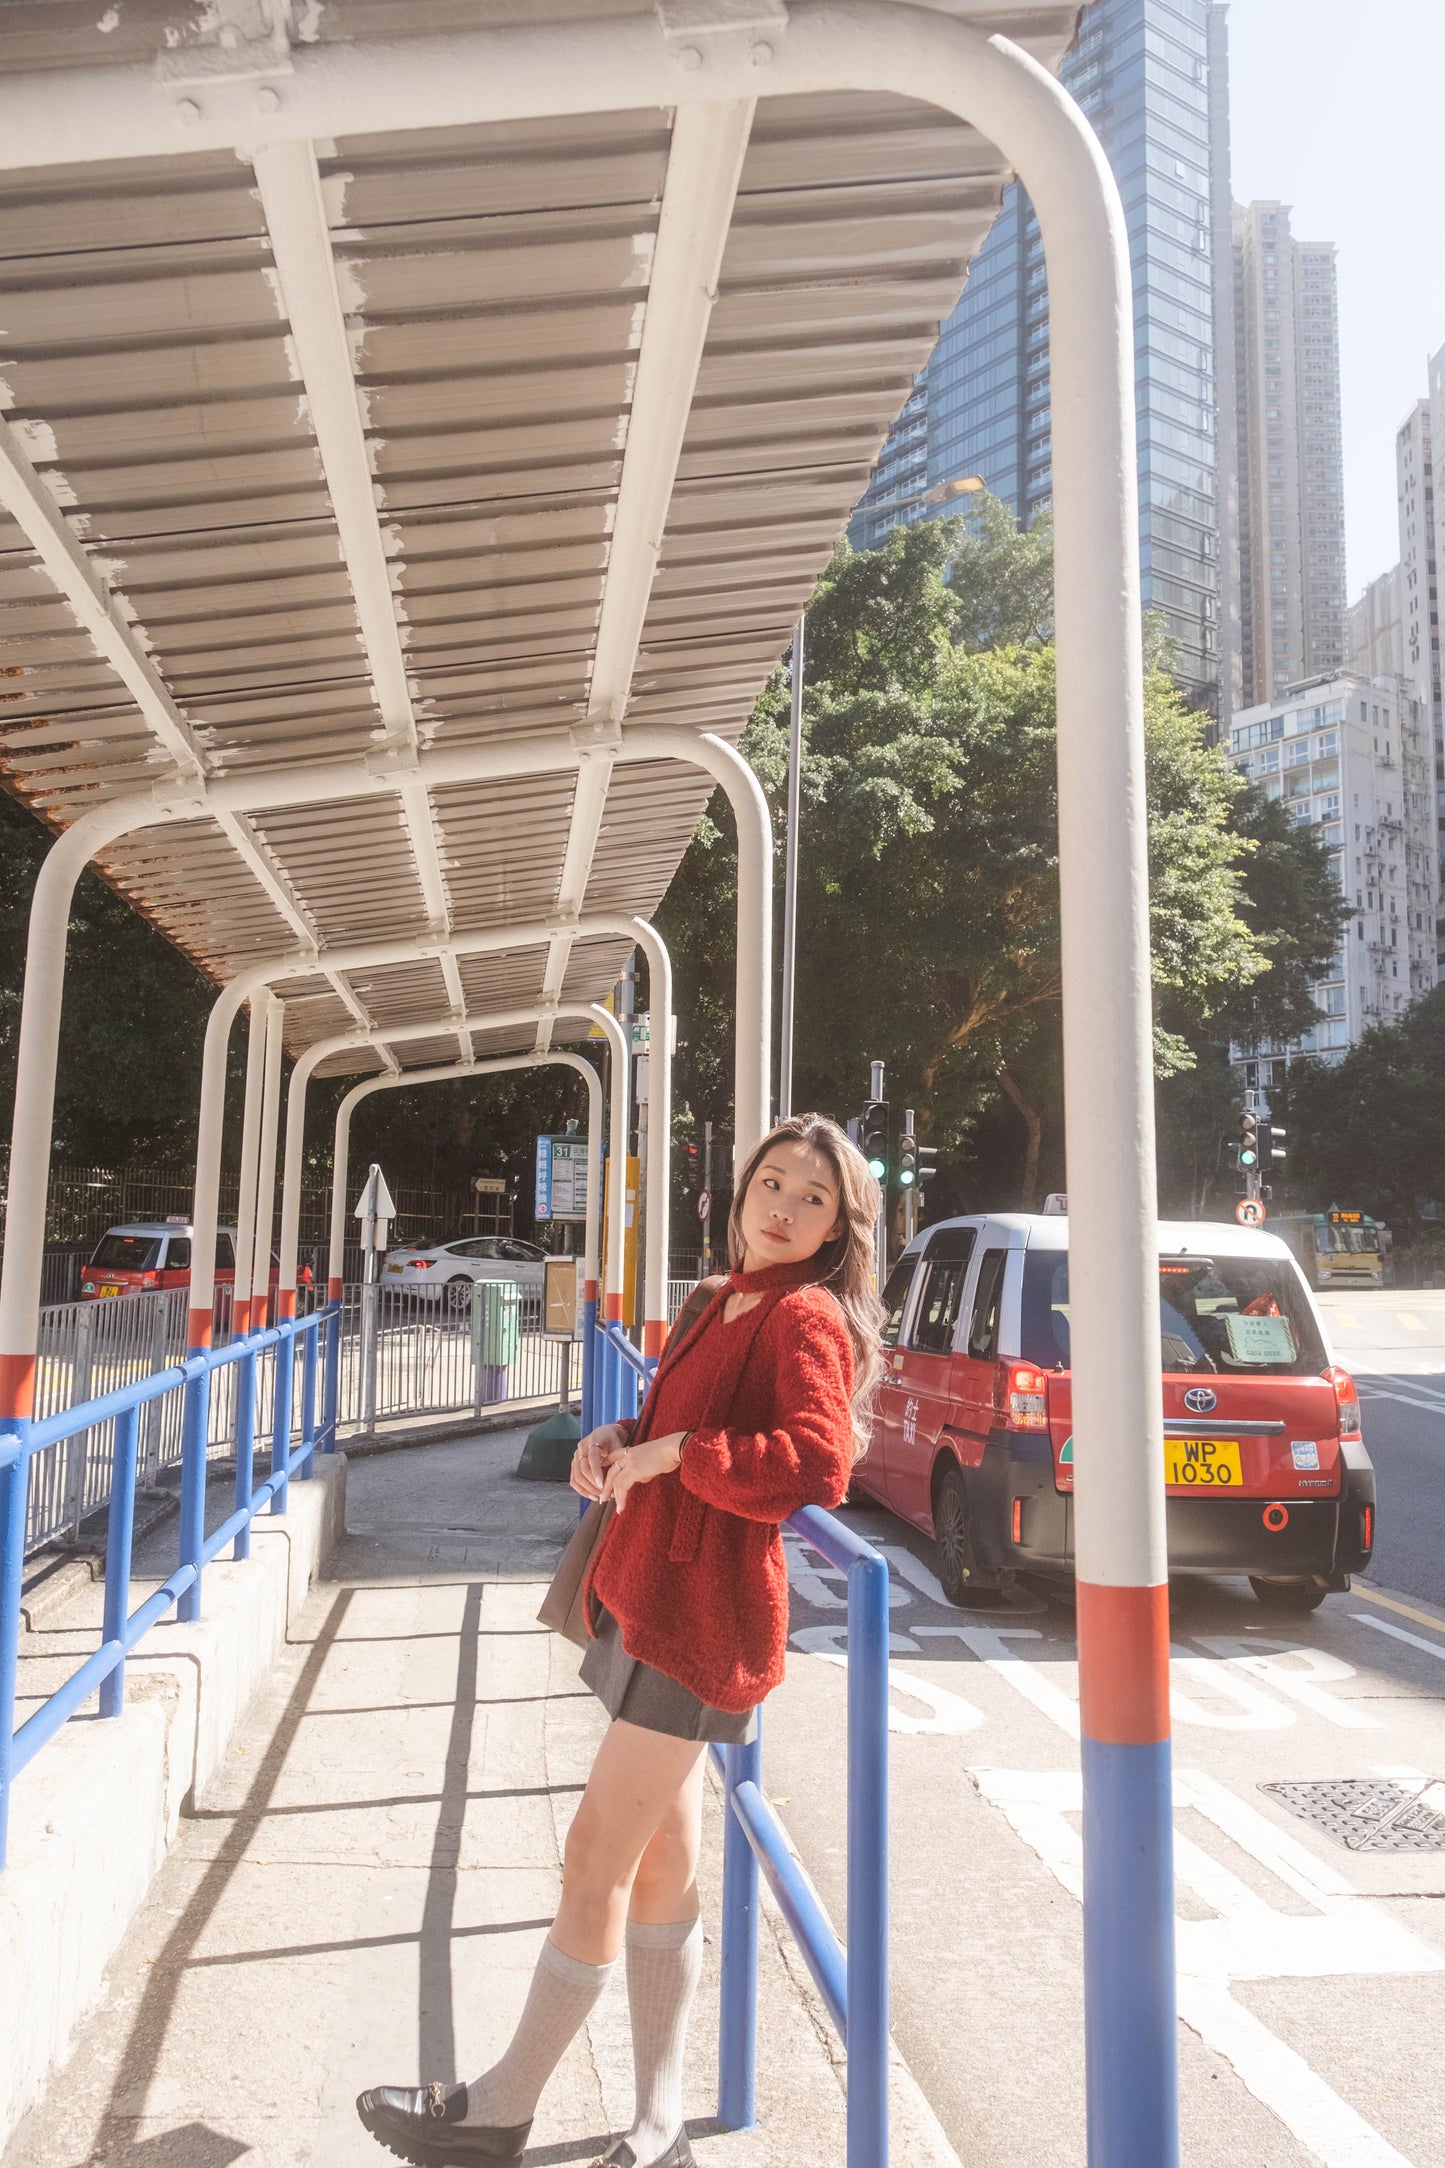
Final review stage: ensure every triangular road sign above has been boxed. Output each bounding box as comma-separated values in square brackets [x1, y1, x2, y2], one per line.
[354, 1163, 398, 1222]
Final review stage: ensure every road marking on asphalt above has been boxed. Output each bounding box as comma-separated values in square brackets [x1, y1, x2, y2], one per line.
[1335, 1310, 1362, 1328]
[915, 1623, 1082, 1735]
[1355, 1613, 1445, 1665]
[1191, 1638, 1383, 1729]
[1397, 1313, 1428, 1332]
[1357, 1384, 1445, 1414]
[1351, 1585, 1445, 1637]
[979, 1762, 1438, 2168]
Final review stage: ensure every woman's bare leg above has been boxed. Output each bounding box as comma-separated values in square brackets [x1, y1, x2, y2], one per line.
[629, 1752, 705, 1925]
[552, 1719, 706, 1965]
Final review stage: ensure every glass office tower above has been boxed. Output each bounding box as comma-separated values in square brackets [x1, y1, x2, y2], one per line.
[852, 0, 1222, 708]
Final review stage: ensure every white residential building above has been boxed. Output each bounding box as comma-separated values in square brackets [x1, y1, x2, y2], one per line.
[1227, 673, 1438, 1090]
[1231, 203, 1347, 708]
[1347, 565, 1405, 681]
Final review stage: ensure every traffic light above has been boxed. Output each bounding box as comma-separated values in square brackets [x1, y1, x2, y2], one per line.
[1260, 1120, 1286, 1172]
[860, 1100, 889, 1181]
[899, 1133, 918, 1188]
[682, 1141, 701, 1190]
[1237, 1111, 1258, 1173]
[916, 1144, 938, 1187]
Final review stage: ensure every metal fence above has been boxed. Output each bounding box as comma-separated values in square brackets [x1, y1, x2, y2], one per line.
[23, 1278, 586, 1557]
[330, 1282, 583, 1430]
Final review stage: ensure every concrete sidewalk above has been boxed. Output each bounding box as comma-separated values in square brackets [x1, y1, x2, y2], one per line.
[3, 1429, 954, 2168]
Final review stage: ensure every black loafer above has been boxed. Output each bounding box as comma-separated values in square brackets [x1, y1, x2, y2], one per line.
[356, 2083, 531, 2163]
[591, 2133, 696, 2168]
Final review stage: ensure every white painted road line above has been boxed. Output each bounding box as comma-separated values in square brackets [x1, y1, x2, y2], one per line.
[1354, 1612, 1445, 1662]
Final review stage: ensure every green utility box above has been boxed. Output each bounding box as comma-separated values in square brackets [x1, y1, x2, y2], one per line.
[472, 1279, 521, 1406]
[471, 1279, 521, 1367]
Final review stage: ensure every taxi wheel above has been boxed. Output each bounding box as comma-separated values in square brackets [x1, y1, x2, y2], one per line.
[934, 1465, 997, 1607]
[1249, 1574, 1329, 1613]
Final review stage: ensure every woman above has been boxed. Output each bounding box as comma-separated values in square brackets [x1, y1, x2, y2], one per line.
[358, 1114, 883, 2167]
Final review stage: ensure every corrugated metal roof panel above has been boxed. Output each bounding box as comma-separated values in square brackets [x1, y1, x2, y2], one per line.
[0, 0, 1086, 1077]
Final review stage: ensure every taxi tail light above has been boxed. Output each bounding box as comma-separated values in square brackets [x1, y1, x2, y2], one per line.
[409, 1258, 433, 1268]
[1361, 1503, 1374, 1553]
[141, 1272, 159, 1289]
[1326, 1365, 1361, 1437]
[997, 1361, 1050, 1431]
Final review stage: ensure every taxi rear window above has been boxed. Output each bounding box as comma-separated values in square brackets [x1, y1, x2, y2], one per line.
[89, 1234, 160, 1272]
[1020, 1253, 1326, 1377]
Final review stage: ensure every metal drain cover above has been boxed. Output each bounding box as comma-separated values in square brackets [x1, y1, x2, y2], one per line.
[1262, 1778, 1445, 1852]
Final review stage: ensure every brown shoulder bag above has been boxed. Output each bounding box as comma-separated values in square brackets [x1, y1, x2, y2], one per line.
[536, 1275, 726, 1647]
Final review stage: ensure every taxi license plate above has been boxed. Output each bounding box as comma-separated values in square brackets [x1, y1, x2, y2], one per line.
[99, 1284, 122, 1297]
[1166, 1437, 1242, 1488]
[386, 1264, 403, 1274]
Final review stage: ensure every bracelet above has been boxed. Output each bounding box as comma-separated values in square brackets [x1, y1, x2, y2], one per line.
[676, 1429, 694, 1467]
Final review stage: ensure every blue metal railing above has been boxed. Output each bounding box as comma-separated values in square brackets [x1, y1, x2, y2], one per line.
[0, 1304, 337, 1867]
[715, 1504, 890, 2167]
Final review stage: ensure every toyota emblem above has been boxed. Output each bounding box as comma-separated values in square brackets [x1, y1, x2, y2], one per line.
[1183, 1386, 1217, 1414]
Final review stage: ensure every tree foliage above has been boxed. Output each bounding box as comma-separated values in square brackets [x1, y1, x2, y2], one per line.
[1274, 988, 1445, 1238]
[658, 503, 1345, 1212]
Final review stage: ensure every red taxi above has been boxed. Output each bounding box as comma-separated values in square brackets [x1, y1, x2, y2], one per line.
[79, 1220, 285, 1307]
[854, 1212, 1375, 1614]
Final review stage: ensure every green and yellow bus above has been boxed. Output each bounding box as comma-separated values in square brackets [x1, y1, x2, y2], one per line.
[1273, 1211, 1385, 1291]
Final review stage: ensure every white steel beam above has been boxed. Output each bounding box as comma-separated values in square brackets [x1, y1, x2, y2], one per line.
[0, 414, 208, 787]
[326, 1053, 603, 1322]
[541, 98, 750, 1044]
[0, 420, 380, 1054]
[251, 139, 454, 949]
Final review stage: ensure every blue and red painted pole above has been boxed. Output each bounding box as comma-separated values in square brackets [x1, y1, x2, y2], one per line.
[1076, 1578, 1178, 2165]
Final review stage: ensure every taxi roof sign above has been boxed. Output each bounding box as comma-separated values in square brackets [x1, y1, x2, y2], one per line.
[1043, 1193, 1068, 1215]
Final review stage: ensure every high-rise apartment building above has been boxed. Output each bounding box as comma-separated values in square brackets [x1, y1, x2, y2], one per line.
[1227, 675, 1437, 1088]
[849, 0, 1223, 706]
[1231, 202, 1347, 708]
[1347, 567, 1405, 683]
[849, 377, 929, 553]
[1396, 396, 1441, 729]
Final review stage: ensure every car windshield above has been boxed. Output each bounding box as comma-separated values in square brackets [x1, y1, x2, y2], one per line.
[89, 1234, 160, 1272]
[1020, 1251, 1328, 1377]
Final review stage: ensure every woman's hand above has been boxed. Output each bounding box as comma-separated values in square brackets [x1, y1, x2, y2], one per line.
[602, 1432, 687, 1514]
[570, 1421, 632, 1502]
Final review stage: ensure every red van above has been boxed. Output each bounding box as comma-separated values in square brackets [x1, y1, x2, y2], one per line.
[79, 1220, 287, 1308]
[855, 1212, 1375, 1615]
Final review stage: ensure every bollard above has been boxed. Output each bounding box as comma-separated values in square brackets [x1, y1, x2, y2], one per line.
[718, 1725, 762, 2131]
[99, 1404, 140, 1719]
[176, 1364, 211, 1623]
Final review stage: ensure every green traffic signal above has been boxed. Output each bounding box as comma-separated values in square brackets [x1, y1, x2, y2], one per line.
[1240, 1148, 1257, 1167]
[861, 1098, 889, 1180]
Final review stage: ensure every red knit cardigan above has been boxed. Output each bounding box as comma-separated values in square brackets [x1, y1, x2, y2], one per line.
[585, 1261, 855, 1713]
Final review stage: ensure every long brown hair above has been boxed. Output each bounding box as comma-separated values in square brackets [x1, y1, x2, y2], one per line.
[727, 1114, 885, 1460]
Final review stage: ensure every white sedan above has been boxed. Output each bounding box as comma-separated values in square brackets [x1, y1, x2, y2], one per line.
[383, 1235, 548, 1307]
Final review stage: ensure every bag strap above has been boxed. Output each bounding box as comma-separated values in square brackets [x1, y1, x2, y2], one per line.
[628, 1273, 727, 1441]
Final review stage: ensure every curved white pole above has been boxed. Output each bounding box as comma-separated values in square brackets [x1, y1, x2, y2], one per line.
[316, 1004, 627, 1308]
[326, 1051, 603, 1309]
[223, 996, 270, 1344]
[626, 917, 673, 1356]
[245, 997, 285, 1326]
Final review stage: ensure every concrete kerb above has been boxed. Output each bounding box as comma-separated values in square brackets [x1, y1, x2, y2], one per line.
[0, 1452, 346, 2151]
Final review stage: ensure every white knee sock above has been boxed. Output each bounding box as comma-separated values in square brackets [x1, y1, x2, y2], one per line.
[622, 1917, 703, 2162]
[464, 1938, 615, 2128]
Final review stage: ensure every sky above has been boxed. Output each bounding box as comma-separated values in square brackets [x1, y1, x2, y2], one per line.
[1225, 0, 1445, 596]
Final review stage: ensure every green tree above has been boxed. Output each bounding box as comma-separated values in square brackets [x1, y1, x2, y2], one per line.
[658, 504, 1343, 1212]
[1274, 988, 1445, 1238]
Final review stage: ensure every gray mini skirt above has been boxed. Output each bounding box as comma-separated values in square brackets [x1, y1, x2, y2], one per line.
[580, 1605, 758, 1745]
